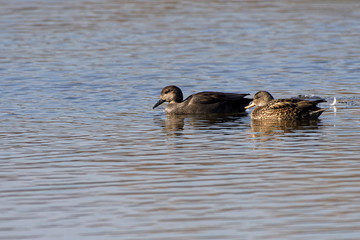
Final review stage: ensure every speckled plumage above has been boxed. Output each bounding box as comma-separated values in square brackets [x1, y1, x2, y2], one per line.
[153, 85, 252, 115]
[245, 91, 326, 120]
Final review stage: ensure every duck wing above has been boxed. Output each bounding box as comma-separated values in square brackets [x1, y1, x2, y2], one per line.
[190, 92, 250, 104]
[267, 99, 325, 110]
[266, 99, 300, 110]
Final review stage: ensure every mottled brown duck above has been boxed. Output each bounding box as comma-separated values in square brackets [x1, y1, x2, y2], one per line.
[245, 91, 326, 120]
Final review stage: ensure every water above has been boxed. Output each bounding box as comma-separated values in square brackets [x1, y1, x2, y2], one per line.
[1, 0, 360, 239]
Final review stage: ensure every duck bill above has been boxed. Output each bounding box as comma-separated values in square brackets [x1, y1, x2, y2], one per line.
[245, 102, 256, 109]
[153, 99, 166, 109]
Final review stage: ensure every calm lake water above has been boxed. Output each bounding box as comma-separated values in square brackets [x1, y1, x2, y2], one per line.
[1, 0, 360, 239]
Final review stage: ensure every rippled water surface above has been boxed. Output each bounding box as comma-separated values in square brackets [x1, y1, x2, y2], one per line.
[1, 0, 360, 239]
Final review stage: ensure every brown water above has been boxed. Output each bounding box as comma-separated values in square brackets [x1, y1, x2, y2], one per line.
[1, 0, 360, 239]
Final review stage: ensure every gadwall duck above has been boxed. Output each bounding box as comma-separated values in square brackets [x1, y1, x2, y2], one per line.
[245, 91, 326, 120]
[153, 85, 252, 115]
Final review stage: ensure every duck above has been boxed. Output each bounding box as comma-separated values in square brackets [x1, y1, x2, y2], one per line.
[245, 91, 326, 120]
[153, 85, 252, 115]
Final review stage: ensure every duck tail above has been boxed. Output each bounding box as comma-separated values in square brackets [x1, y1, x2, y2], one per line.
[310, 108, 326, 119]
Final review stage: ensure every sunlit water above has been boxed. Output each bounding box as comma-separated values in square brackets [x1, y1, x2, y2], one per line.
[1, 0, 360, 239]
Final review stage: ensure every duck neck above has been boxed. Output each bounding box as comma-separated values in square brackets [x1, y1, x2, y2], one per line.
[173, 92, 183, 103]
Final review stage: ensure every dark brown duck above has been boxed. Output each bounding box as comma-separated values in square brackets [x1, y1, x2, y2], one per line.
[153, 85, 252, 115]
[245, 91, 326, 120]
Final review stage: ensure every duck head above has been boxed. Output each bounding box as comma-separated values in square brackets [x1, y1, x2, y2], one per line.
[245, 91, 274, 109]
[153, 85, 184, 109]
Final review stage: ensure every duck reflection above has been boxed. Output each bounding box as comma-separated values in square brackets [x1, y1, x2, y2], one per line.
[154, 113, 248, 136]
[249, 119, 322, 141]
